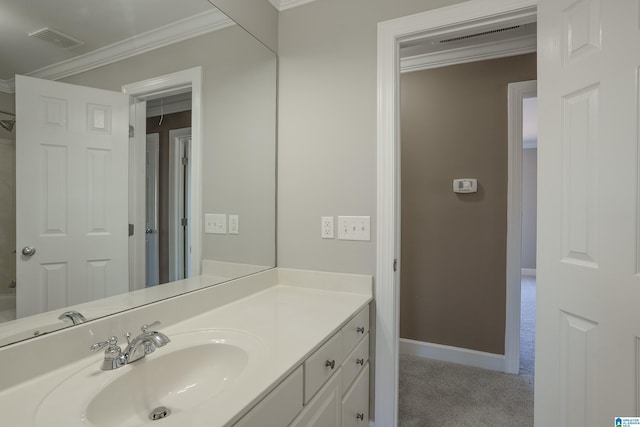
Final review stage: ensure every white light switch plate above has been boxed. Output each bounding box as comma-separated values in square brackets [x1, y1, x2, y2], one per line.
[229, 215, 239, 234]
[321, 216, 334, 239]
[337, 216, 370, 241]
[205, 214, 227, 234]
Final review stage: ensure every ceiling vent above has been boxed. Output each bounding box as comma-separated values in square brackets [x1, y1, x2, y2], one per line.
[28, 28, 84, 49]
[438, 25, 524, 45]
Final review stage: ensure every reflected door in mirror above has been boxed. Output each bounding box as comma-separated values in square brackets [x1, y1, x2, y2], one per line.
[16, 76, 129, 318]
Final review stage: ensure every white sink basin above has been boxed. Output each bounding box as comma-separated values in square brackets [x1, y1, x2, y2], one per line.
[35, 329, 265, 427]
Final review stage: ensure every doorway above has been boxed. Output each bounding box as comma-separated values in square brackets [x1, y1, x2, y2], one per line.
[122, 67, 202, 292]
[144, 93, 192, 287]
[375, 2, 538, 425]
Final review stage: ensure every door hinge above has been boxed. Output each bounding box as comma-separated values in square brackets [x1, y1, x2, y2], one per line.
[393, 259, 398, 272]
[181, 156, 188, 166]
[129, 125, 134, 138]
[181, 218, 188, 227]
[128, 224, 134, 236]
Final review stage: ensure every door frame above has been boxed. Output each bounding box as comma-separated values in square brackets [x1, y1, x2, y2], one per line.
[505, 79, 537, 373]
[145, 133, 160, 287]
[122, 67, 202, 291]
[375, 1, 537, 425]
[168, 127, 192, 281]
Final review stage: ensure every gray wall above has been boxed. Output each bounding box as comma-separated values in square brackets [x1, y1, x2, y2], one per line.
[277, 0, 467, 276]
[0, 92, 15, 140]
[211, 0, 279, 52]
[399, 54, 536, 355]
[522, 148, 537, 270]
[62, 26, 277, 268]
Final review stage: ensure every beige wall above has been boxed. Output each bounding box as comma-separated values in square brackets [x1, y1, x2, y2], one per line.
[277, 0, 466, 275]
[522, 148, 537, 270]
[62, 25, 277, 267]
[399, 54, 536, 355]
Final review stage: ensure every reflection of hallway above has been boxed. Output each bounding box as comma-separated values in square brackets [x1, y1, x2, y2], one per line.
[520, 275, 536, 386]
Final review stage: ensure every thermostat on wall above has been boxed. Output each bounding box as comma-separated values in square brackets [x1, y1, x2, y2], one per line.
[453, 178, 477, 193]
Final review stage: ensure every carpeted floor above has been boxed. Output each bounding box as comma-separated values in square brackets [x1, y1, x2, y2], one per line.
[398, 276, 535, 426]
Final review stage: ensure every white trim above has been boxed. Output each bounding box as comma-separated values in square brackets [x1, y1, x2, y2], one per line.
[521, 268, 537, 277]
[400, 338, 506, 372]
[274, 0, 319, 11]
[0, 10, 232, 94]
[122, 67, 203, 284]
[376, 1, 537, 425]
[505, 79, 537, 374]
[129, 100, 148, 291]
[401, 34, 535, 73]
[169, 128, 192, 282]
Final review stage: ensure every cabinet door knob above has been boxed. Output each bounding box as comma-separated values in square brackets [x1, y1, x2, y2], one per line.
[356, 358, 364, 366]
[356, 326, 365, 334]
[325, 359, 335, 369]
[356, 413, 365, 421]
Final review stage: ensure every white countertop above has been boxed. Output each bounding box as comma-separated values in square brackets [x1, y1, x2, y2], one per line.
[0, 269, 372, 426]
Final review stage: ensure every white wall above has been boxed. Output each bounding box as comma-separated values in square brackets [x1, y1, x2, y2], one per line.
[277, 0, 466, 275]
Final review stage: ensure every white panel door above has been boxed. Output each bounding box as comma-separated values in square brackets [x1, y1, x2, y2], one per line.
[537, 0, 640, 425]
[16, 75, 129, 318]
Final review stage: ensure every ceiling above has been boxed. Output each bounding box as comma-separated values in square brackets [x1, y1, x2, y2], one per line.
[0, 0, 225, 90]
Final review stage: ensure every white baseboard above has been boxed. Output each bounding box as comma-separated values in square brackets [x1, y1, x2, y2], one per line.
[400, 338, 506, 372]
[521, 268, 537, 277]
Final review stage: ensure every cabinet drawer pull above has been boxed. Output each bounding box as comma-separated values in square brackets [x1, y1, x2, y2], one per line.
[356, 413, 365, 421]
[356, 358, 364, 366]
[356, 326, 365, 334]
[325, 359, 335, 369]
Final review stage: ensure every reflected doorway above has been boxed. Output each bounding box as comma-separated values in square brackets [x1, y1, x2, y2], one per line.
[144, 93, 192, 287]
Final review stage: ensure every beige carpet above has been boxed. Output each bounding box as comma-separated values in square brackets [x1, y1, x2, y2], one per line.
[399, 355, 534, 426]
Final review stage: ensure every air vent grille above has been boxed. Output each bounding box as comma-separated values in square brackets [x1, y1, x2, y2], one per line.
[438, 25, 523, 45]
[28, 28, 84, 49]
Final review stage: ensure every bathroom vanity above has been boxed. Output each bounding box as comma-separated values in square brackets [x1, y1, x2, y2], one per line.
[0, 268, 372, 426]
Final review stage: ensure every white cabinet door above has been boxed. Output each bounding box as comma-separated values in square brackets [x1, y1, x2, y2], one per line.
[342, 363, 369, 427]
[537, 0, 640, 424]
[291, 368, 342, 427]
[233, 366, 303, 427]
[16, 75, 129, 317]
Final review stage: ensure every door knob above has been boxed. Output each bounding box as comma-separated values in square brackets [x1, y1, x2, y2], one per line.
[21, 246, 36, 257]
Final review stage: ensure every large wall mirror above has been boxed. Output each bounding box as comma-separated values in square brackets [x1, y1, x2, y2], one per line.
[0, 0, 277, 347]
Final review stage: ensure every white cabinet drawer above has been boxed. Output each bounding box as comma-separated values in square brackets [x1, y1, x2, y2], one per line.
[304, 331, 343, 404]
[233, 366, 303, 427]
[290, 368, 342, 427]
[342, 305, 369, 357]
[342, 333, 369, 394]
[342, 363, 369, 427]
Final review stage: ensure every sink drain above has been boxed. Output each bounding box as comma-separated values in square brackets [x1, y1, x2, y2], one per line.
[149, 406, 171, 421]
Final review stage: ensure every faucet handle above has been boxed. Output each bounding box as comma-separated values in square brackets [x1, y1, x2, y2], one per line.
[90, 336, 119, 352]
[141, 321, 161, 333]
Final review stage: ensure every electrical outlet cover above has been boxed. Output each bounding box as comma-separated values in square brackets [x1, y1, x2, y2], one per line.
[321, 216, 334, 239]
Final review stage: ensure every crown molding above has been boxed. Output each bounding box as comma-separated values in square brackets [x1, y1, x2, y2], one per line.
[0, 9, 233, 94]
[269, 0, 318, 11]
[400, 34, 536, 73]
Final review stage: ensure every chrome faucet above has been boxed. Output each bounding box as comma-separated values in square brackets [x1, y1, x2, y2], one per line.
[90, 321, 170, 370]
[58, 310, 88, 325]
[123, 321, 171, 363]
